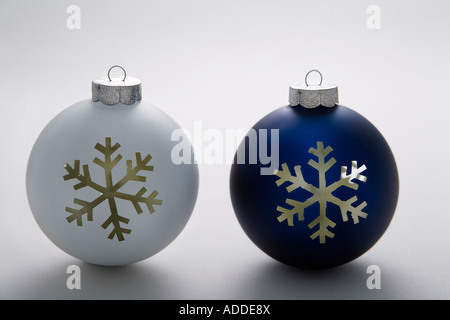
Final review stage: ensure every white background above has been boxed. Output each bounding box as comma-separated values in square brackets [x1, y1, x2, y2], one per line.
[1, 0, 449, 299]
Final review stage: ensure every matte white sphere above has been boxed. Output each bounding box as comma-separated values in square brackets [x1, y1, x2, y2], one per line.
[26, 99, 199, 266]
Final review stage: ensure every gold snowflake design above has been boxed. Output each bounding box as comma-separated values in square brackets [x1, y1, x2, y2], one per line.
[63, 137, 162, 241]
[274, 141, 368, 244]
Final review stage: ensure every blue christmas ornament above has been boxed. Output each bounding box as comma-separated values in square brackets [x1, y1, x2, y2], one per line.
[230, 70, 399, 269]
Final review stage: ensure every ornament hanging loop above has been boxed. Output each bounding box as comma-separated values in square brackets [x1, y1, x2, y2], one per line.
[305, 69, 323, 87]
[108, 65, 127, 82]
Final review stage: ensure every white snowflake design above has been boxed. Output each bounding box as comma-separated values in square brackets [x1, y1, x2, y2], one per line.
[274, 141, 368, 244]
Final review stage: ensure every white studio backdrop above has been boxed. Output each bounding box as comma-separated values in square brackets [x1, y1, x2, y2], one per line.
[0, 0, 449, 299]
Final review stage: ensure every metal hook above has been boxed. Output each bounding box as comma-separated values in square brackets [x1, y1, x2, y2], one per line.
[107, 65, 127, 82]
[305, 69, 323, 86]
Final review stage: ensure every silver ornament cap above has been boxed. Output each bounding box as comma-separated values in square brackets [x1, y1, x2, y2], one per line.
[289, 70, 338, 109]
[92, 65, 142, 105]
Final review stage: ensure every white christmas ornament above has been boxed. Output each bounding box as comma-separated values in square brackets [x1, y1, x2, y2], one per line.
[26, 66, 199, 266]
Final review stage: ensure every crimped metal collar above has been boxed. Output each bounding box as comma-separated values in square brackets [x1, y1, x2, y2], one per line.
[92, 66, 142, 105]
[289, 70, 338, 109]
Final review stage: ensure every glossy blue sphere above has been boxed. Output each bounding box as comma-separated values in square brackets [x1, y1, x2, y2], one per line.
[230, 105, 399, 269]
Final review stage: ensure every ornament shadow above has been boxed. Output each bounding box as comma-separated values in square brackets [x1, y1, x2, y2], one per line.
[234, 258, 410, 300]
[21, 258, 176, 299]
